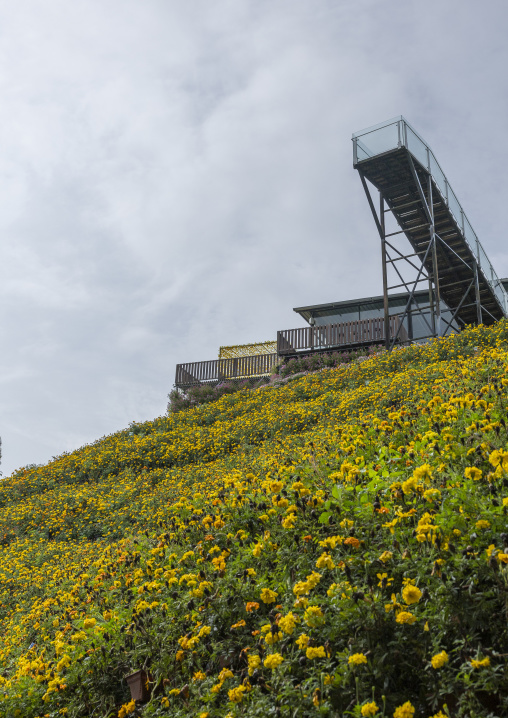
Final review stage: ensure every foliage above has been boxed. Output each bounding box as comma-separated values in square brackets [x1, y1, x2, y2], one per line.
[1, 322, 508, 717]
[168, 378, 269, 413]
[274, 346, 383, 379]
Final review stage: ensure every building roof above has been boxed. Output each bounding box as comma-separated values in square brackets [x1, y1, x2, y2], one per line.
[293, 288, 429, 322]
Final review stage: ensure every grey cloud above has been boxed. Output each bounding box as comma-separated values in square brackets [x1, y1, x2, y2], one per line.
[1, 0, 507, 475]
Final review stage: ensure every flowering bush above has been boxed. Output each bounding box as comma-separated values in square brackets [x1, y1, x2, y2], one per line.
[273, 345, 383, 379]
[0, 322, 508, 716]
[168, 377, 269, 413]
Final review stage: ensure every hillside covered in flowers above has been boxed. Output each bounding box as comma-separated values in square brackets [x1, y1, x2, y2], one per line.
[1, 323, 508, 718]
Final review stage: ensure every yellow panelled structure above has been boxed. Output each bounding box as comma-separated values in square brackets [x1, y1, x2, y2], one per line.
[219, 341, 277, 359]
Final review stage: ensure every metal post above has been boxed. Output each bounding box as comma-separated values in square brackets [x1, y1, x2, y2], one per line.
[428, 276, 436, 336]
[407, 299, 413, 340]
[473, 259, 483, 325]
[380, 192, 391, 350]
[428, 177, 441, 337]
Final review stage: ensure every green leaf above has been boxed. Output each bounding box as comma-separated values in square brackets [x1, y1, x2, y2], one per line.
[318, 511, 332, 525]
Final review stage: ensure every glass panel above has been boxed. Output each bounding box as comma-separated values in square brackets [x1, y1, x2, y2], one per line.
[358, 301, 384, 320]
[478, 243, 491, 278]
[406, 127, 429, 169]
[354, 122, 399, 160]
[429, 153, 447, 199]
[440, 309, 458, 335]
[493, 281, 507, 313]
[463, 216, 477, 256]
[447, 188, 462, 227]
[410, 312, 433, 339]
[313, 307, 359, 325]
[355, 139, 371, 162]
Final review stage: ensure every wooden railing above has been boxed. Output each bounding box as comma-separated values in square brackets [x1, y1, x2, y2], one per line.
[277, 315, 407, 355]
[175, 353, 278, 388]
[175, 317, 408, 388]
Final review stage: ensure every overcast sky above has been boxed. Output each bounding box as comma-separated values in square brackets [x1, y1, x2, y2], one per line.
[1, 0, 507, 476]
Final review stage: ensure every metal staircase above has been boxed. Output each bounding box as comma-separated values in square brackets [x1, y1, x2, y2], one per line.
[352, 117, 507, 347]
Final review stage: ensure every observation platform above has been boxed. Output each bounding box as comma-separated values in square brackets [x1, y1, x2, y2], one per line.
[353, 117, 507, 329]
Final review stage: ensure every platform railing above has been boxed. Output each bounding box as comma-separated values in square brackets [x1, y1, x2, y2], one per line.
[277, 315, 407, 356]
[175, 317, 408, 389]
[175, 353, 278, 388]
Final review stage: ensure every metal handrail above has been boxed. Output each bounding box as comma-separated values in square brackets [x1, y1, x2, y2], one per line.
[352, 116, 507, 316]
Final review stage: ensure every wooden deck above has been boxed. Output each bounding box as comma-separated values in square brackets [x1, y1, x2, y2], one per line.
[175, 353, 278, 389]
[175, 316, 408, 389]
[277, 315, 407, 355]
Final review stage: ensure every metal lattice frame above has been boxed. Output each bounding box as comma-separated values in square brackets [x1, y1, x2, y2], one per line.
[358, 157, 487, 351]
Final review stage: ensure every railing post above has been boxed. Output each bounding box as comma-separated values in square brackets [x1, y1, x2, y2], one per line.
[473, 259, 482, 325]
[429, 176, 441, 337]
[380, 191, 390, 350]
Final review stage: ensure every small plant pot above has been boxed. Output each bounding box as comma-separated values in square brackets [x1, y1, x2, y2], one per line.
[126, 669, 150, 702]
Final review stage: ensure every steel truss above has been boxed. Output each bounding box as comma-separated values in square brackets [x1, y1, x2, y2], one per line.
[358, 155, 488, 351]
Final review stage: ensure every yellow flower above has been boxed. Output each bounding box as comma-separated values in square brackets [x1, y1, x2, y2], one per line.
[361, 702, 379, 717]
[402, 585, 422, 605]
[475, 519, 490, 530]
[304, 605, 324, 627]
[269, 480, 284, 493]
[83, 618, 96, 630]
[413, 464, 432, 481]
[296, 634, 310, 649]
[252, 542, 264, 557]
[293, 571, 321, 596]
[278, 612, 298, 635]
[193, 670, 206, 681]
[260, 588, 278, 604]
[489, 449, 508, 470]
[377, 572, 394, 588]
[465, 467, 482, 481]
[393, 701, 415, 718]
[263, 653, 284, 669]
[431, 651, 448, 669]
[348, 653, 367, 666]
[248, 654, 261, 676]
[379, 551, 393, 563]
[118, 701, 136, 718]
[228, 684, 248, 703]
[306, 646, 326, 659]
[395, 611, 417, 625]
[56, 654, 71, 672]
[231, 619, 246, 629]
[402, 477, 419, 495]
[316, 552, 334, 570]
[423, 488, 441, 502]
[282, 514, 297, 529]
[471, 656, 490, 668]
[383, 518, 398, 533]
[264, 629, 282, 645]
